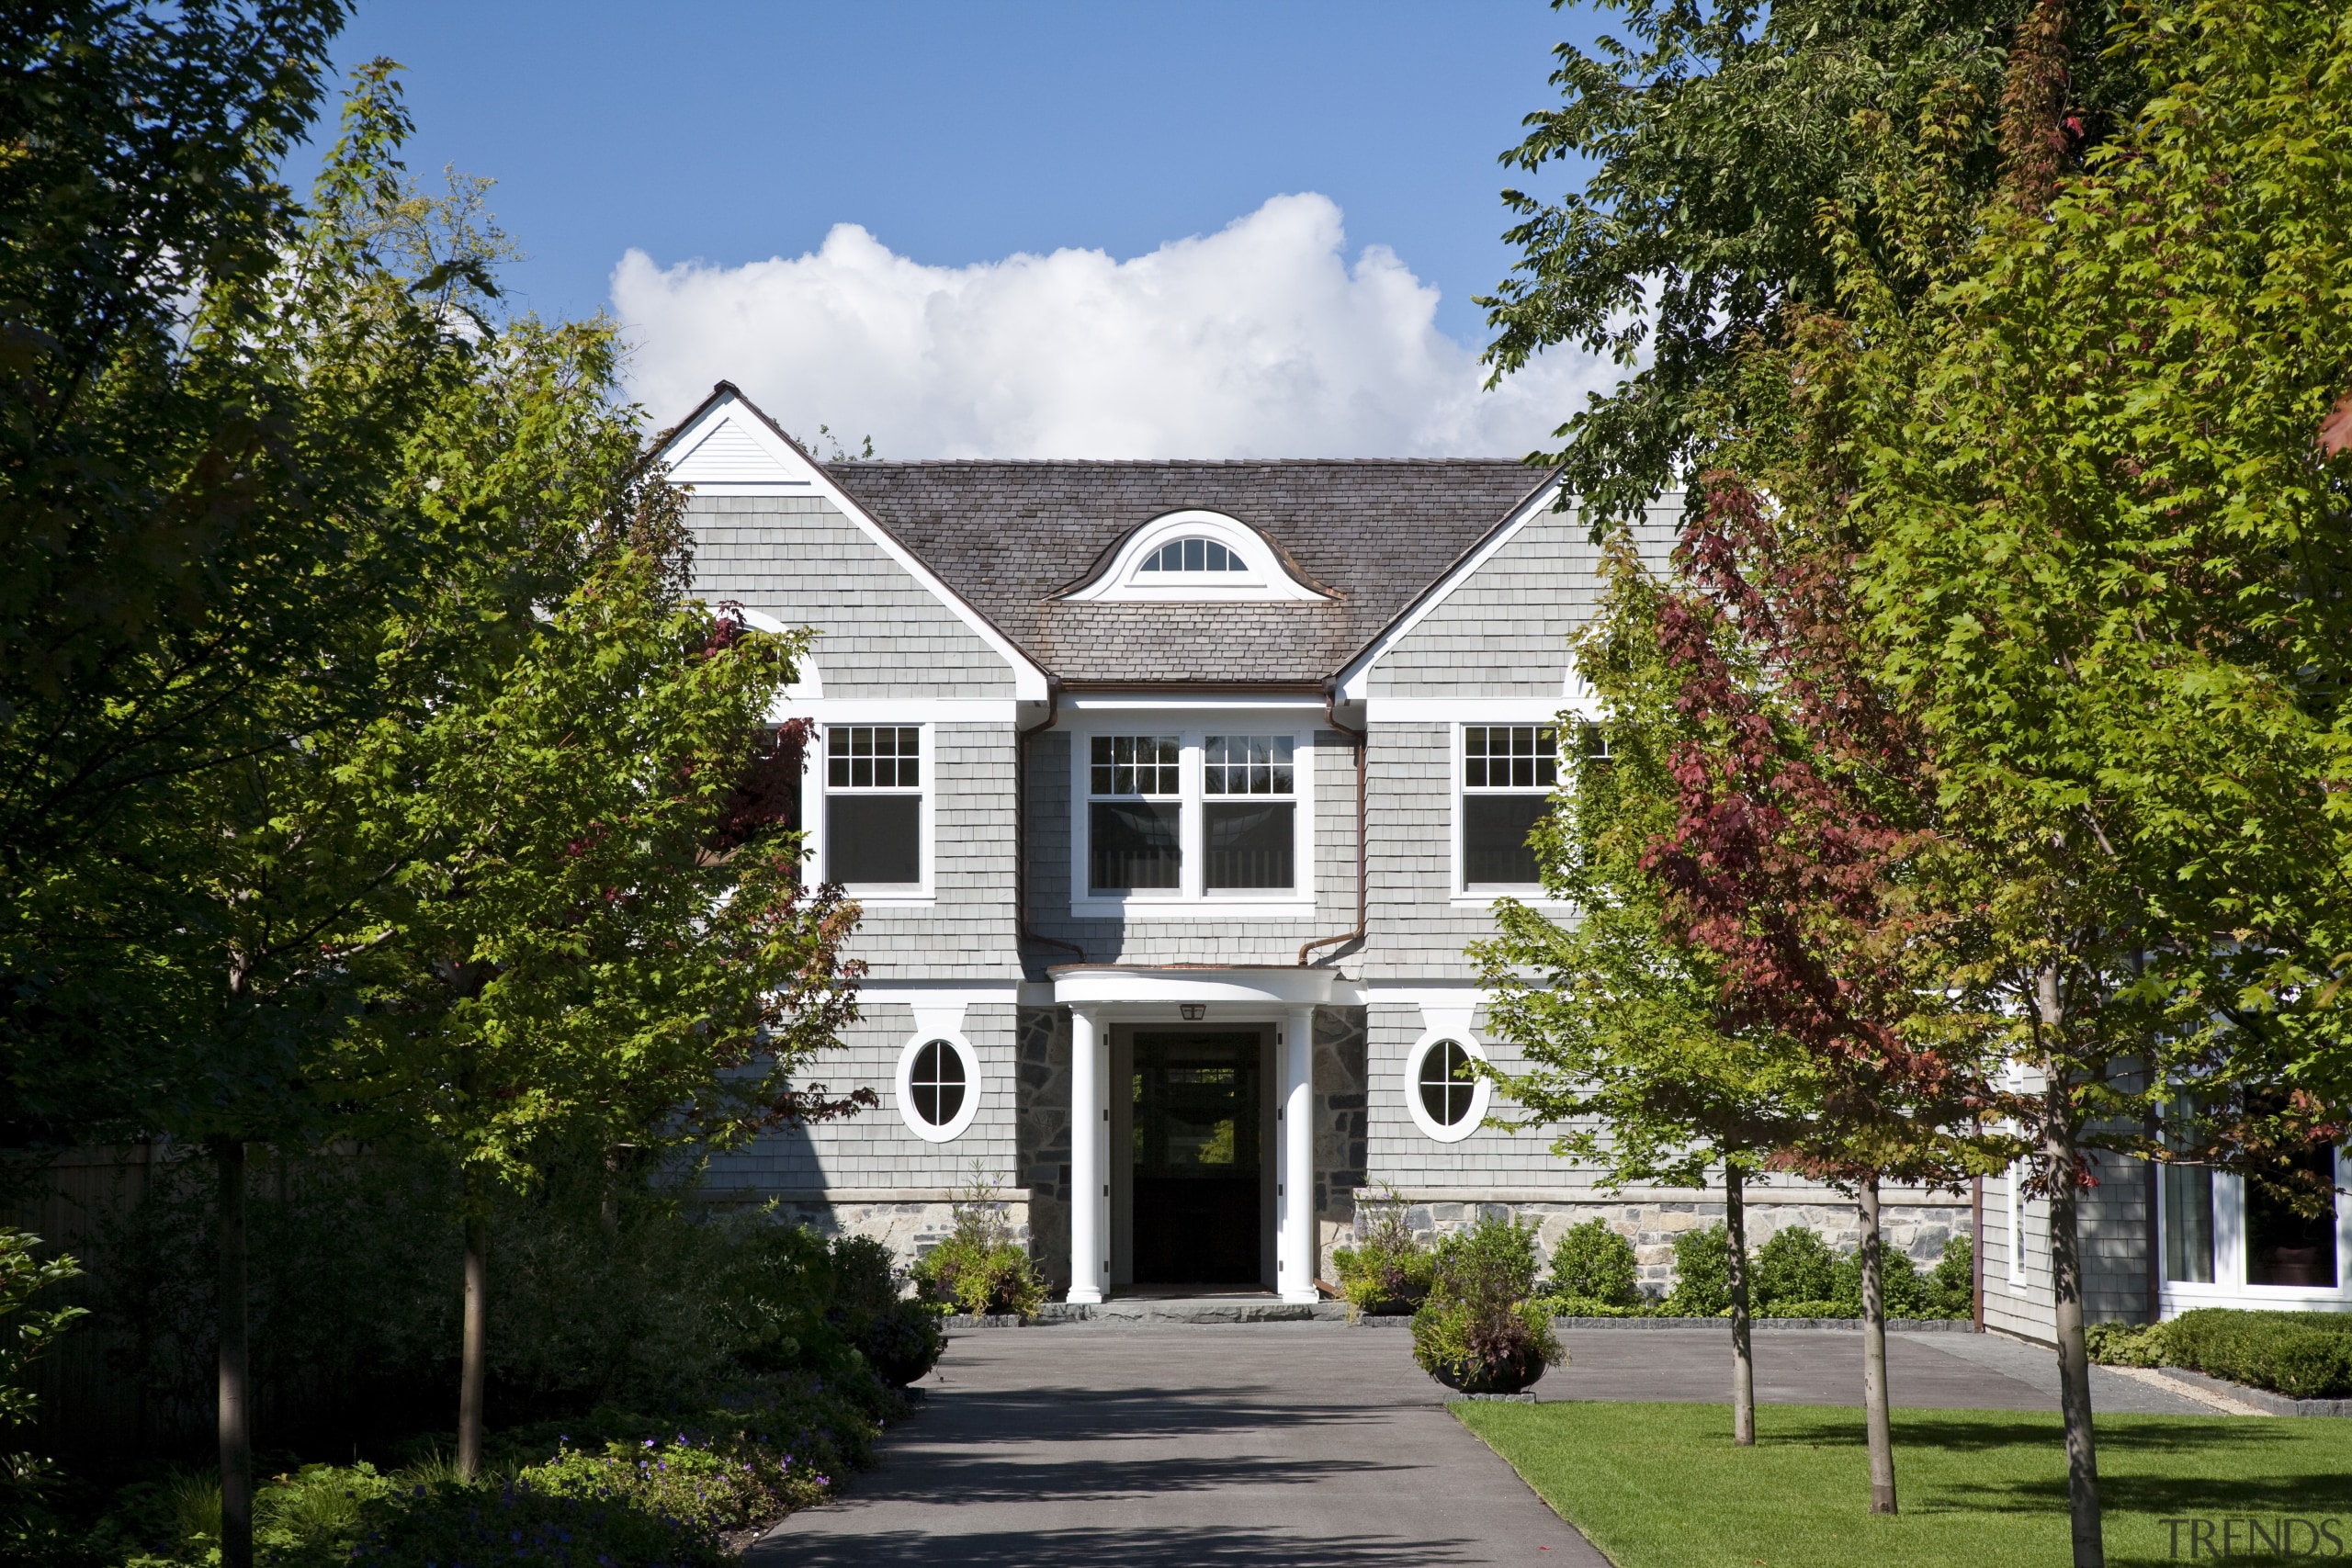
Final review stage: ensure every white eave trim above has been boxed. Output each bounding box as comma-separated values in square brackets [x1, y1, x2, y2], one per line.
[655, 388, 1050, 702]
[1334, 476, 1567, 702]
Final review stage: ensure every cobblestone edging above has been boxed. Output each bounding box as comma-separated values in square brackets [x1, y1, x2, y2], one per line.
[1350, 1314, 1977, 1332]
[2153, 1364, 2352, 1417]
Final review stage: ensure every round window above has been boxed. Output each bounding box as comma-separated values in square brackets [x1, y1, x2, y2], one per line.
[1406, 1032, 1489, 1144]
[896, 1034, 979, 1141]
[910, 1039, 966, 1127]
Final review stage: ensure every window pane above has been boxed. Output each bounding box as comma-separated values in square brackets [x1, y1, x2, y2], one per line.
[1205, 801, 1294, 889]
[910, 1040, 966, 1127]
[1090, 801, 1182, 891]
[1204, 734, 1293, 796]
[2247, 1142, 2339, 1287]
[1463, 724, 1556, 792]
[1419, 1041, 1473, 1128]
[1091, 735, 1179, 796]
[1184, 537, 1204, 570]
[828, 795, 921, 885]
[2163, 1163, 2215, 1283]
[1464, 794, 1547, 887]
[828, 726, 919, 789]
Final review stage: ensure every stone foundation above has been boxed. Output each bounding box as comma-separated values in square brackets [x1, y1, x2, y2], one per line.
[1348, 1191, 1969, 1293]
[754, 1197, 1033, 1274]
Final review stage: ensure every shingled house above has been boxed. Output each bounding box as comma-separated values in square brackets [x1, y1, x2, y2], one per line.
[655, 383, 2346, 1327]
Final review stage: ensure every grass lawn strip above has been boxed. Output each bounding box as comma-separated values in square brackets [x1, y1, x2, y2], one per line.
[1455, 1401, 2352, 1568]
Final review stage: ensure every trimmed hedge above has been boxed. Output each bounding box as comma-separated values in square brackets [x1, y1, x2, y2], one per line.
[2087, 1309, 2352, 1399]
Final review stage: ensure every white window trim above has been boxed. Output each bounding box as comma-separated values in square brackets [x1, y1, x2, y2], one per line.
[1068, 723, 1317, 919]
[1061, 510, 1329, 604]
[1451, 719, 1567, 908]
[1405, 1029, 1492, 1144]
[2007, 1161, 2029, 1289]
[2157, 1145, 2352, 1316]
[809, 720, 936, 906]
[894, 1031, 980, 1142]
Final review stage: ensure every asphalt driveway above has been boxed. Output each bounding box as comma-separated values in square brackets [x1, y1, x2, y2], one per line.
[747, 1322, 2210, 1566]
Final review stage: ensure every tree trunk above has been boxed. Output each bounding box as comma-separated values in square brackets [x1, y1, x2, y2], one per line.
[2047, 1111, 2105, 1566]
[1859, 1174, 1897, 1515]
[1726, 1164, 1755, 1446]
[216, 1138, 253, 1568]
[457, 1186, 489, 1480]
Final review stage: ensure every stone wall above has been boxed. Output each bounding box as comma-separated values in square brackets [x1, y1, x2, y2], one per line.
[1016, 1003, 1072, 1292]
[1350, 1190, 1970, 1295]
[764, 1196, 1032, 1273]
[1312, 1007, 1370, 1280]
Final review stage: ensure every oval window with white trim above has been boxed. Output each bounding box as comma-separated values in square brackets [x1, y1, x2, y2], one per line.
[1405, 1033, 1490, 1143]
[897, 1034, 979, 1142]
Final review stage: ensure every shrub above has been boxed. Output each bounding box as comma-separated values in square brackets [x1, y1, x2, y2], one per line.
[1544, 1294, 1654, 1318]
[1333, 1190, 1436, 1316]
[1751, 1227, 1838, 1310]
[1830, 1244, 1929, 1318]
[1758, 1298, 1845, 1319]
[2153, 1309, 2352, 1400]
[1663, 1223, 1736, 1317]
[1543, 1219, 1641, 1308]
[1926, 1236, 1974, 1320]
[818, 1234, 941, 1386]
[910, 1172, 1044, 1319]
[2085, 1321, 2170, 1369]
[1410, 1215, 1561, 1393]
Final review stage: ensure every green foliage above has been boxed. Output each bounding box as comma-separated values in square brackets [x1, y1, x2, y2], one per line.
[1480, 0, 2148, 530]
[1829, 1247, 1928, 1319]
[1751, 1227, 1838, 1309]
[2088, 1310, 2352, 1401]
[1927, 1236, 1974, 1320]
[910, 1173, 1044, 1320]
[1663, 1223, 1736, 1317]
[1332, 1190, 1436, 1316]
[0, 1229, 84, 1557]
[1411, 1215, 1562, 1391]
[1544, 1218, 1642, 1308]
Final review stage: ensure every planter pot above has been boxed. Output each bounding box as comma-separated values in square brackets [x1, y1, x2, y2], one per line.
[1430, 1351, 1548, 1396]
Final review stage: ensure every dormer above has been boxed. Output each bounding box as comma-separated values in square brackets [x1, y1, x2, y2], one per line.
[1058, 510, 1333, 604]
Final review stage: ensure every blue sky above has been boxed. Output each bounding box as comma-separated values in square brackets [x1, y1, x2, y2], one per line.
[319, 2, 1617, 457]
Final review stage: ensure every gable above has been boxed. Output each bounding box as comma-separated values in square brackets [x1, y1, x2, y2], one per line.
[652, 386, 1048, 701]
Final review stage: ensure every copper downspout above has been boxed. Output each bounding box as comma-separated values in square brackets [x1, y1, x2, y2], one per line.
[1299, 683, 1367, 965]
[1016, 678, 1085, 965]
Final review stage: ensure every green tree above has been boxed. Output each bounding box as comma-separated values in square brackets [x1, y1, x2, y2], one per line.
[1476, 540, 1825, 1447]
[1479, 0, 2147, 529]
[340, 538, 865, 1474]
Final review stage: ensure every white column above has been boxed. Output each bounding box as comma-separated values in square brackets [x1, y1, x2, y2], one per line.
[1067, 1006, 1106, 1303]
[1280, 1005, 1317, 1303]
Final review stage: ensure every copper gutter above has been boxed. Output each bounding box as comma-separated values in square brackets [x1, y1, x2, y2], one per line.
[1299, 683, 1367, 966]
[1016, 677, 1085, 965]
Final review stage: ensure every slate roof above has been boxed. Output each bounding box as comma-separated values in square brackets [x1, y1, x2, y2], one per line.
[823, 459, 1554, 685]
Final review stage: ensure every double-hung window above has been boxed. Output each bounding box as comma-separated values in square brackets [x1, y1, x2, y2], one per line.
[825, 725, 923, 889]
[1089, 736, 1182, 893]
[1078, 727, 1310, 908]
[1203, 735, 1295, 890]
[1460, 724, 1556, 890]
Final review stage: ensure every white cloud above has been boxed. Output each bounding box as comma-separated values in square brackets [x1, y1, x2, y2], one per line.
[611, 193, 1616, 459]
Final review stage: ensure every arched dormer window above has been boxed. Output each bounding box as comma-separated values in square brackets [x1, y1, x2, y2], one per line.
[1060, 510, 1330, 604]
[1139, 537, 1247, 574]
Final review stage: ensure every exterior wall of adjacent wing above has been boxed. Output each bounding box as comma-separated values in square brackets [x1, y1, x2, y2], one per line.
[1984, 1159, 2155, 1341]
[701, 998, 1022, 1198]
[688, 493, 1018, 699]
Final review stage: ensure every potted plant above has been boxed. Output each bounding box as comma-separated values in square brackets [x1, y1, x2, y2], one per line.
[1332, 1187, 1436, 1317]
[1412, 1213, 1563, 1395]
[910, 1168, 1046, 1321]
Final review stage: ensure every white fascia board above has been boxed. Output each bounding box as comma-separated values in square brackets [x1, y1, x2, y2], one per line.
[774, 698, 1020, 725]
[1335, 477, 1568, 702]
[1060, 693, 1327, 713]
[1367, 696, 1600, 724]
[656, 390, 1049, 702]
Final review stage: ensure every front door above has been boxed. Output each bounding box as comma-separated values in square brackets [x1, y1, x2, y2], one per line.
[1129, 1031, 1264, 1284]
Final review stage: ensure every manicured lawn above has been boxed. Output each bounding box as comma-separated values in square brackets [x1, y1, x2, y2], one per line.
[1456, 1401, 2352, 1568]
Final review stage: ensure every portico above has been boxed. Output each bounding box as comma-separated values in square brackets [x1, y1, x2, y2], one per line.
[1049, 965, 1341, 1305]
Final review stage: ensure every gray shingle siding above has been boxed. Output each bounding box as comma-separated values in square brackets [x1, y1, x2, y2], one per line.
[842, 724, 1022, 981]
[686, 493, 1017, 701]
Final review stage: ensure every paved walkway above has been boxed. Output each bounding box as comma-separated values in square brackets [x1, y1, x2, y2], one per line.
[748, 1322, 2211, 1566]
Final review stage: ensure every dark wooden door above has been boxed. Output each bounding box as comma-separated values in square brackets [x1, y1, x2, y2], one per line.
[1131, 1032, 1263, 1284]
